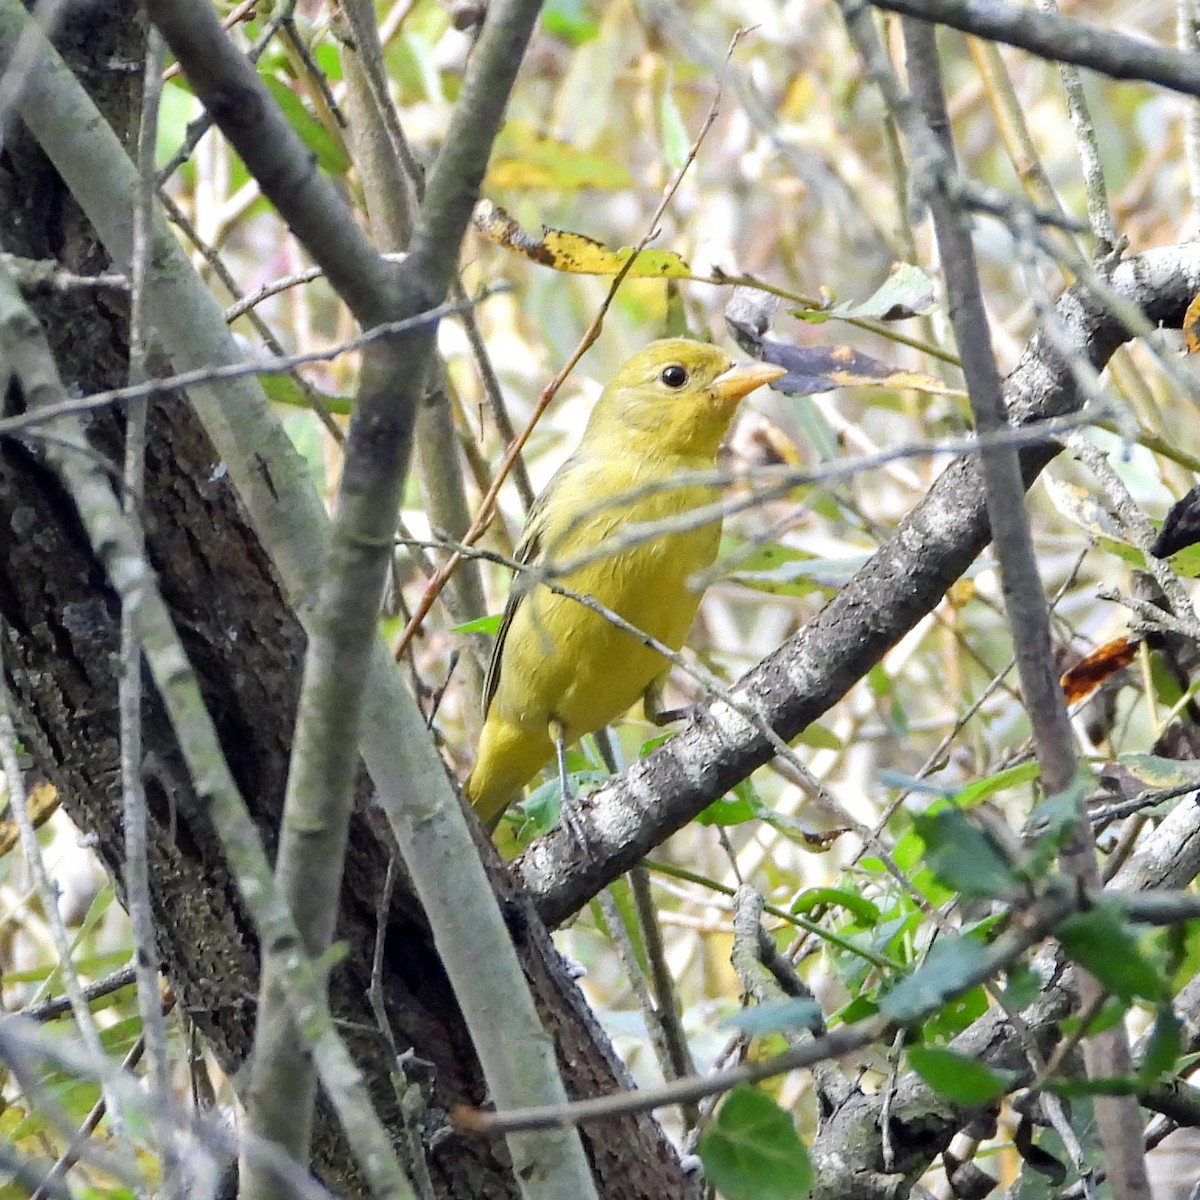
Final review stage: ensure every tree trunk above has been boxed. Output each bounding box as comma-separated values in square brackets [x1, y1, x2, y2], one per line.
[0, 7, 694, 1197]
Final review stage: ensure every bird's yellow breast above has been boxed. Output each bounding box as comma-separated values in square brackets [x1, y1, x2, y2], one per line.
[492, 462, 719, 743]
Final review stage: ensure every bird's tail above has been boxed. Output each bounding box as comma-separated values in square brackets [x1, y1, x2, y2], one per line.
[464, 717, 554, 831]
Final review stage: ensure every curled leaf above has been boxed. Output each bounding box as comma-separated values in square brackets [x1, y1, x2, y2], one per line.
[1059, 636, 1139, 705]
[698, 1085, 813, 1200]
[473, 200, 691, 277]
[726, 302, 955, 396]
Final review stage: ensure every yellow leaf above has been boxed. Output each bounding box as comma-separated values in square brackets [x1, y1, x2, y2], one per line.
[947, 579, 975, 607]
[473, 200, 691, 277]
[486, 121, 633, 190]
[0, 780, 59, 858]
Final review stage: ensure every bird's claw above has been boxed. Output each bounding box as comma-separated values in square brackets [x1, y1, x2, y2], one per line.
[557, 793, 594, 861]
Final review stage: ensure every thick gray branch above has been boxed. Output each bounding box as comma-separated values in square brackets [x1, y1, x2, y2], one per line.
[519, 244, 1200, 926]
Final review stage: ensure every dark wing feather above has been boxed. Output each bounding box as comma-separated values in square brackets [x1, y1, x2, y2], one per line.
[480, 468, 562, 715]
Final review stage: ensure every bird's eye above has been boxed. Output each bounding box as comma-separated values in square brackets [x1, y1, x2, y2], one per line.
[660, 364, 688, 388]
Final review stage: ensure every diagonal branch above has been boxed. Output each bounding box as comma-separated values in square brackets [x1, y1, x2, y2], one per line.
[869, 0, 1200, 99]
[517, 242, 1200, 927]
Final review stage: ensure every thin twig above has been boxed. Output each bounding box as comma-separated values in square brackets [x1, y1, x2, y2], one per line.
[0, 666, 143, 1196]
[392, 67, 727, 660]
[0, 291, 494, 441]
[125, 29, 177, 1198]
[20, 964, 138, 1023]
[463, 885, 1079, 1134]
[1036, 0, 1115, 247]
[629, 866, 698, 1128]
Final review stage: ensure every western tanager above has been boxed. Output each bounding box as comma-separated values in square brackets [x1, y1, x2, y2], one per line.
[465, 338, 785, 829]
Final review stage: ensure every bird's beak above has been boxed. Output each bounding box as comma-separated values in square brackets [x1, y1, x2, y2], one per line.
[709, 360, 787, 406]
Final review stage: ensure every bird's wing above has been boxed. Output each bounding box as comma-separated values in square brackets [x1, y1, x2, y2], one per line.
[480, 464, 562, 716]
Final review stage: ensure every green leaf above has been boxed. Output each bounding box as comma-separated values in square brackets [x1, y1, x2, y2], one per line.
[451, 613, 504, 636]
[886, 824, 926, 872]
[1148, 653, 1188, 706]
[1023, 770, 1092, 880]
[907, 866, 954, 908]
[698, 1085, 812, 1200]
[881, 937, 989, 1022]
[1058, 902, 1166, 1002]
[1139, 1004, 1181, 1083]
[158, 80, 199, 172]
[951, 762, 1041, 808]
[907, 1046, 1017, 1104]
[259, 75, 349, 175]
[829, 263, 936, 321]
[867, 662, 890, 697]
[847, 910, 920, 969]
[311, 41, 343, 83]
[720, 999, 824, 1036]
[922, 984, 989, 1041]
[697, 780, 763, 826]
[516, 764, 608, 834]
[99, 1015, 143, 1059]
[730, 544, 870, 597]
[638, 732, 673, 756]
[761, 806, 844, 849]
[263, 373, 351, 416]
[795, 722, 842, 751]
[831, 995, 878, 1025]
[1025, 786, 1082, 846]
[1095, 536, 1146, 568]
[5, 947, 130, 987]
[1115, 752, 1200, 790]
[830, 993, 878, 1022]
[914, 808, 1019, 898]
[541, 0, 598, 45]
[1169, 542, 1200, 578]
[791, 887, 879, 926]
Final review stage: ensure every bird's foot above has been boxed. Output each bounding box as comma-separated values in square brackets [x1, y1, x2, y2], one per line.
[557, 791, 594, 861]
[649, 702, 698, 727]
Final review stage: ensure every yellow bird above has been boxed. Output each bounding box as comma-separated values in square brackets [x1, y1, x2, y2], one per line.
[465, 339, 786, 830]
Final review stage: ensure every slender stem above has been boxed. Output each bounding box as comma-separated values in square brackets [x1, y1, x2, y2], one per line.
[900, 19, 1148, 1199]
[124, 27, 177, 1200]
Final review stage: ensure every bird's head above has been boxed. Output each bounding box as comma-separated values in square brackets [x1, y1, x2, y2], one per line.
[586, 338, 786, 459]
